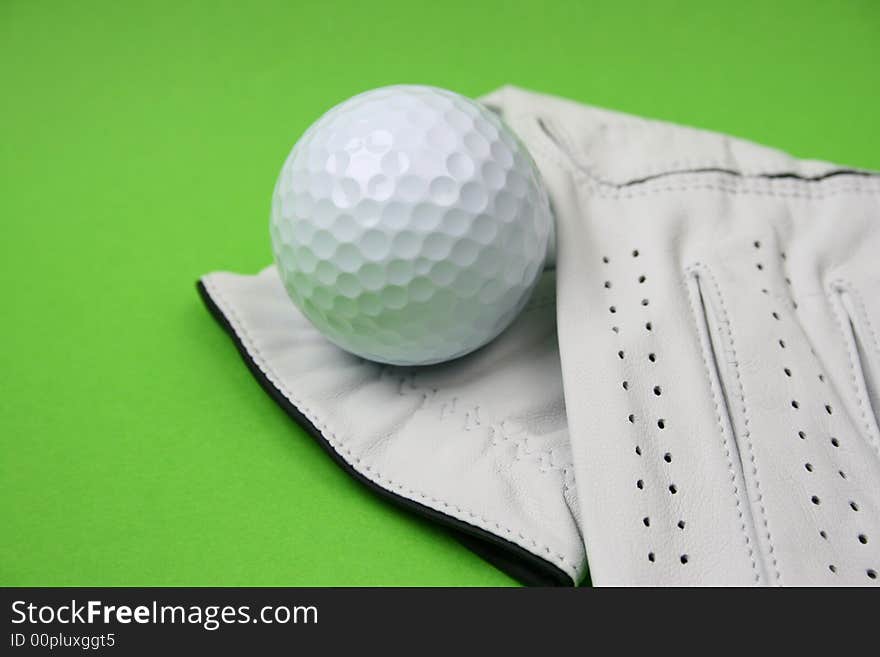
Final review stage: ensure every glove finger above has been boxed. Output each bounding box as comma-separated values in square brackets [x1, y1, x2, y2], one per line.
[693, 186, 880, 585]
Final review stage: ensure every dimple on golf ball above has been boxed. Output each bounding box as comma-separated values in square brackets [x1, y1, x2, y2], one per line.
[270, 85, 553, 365]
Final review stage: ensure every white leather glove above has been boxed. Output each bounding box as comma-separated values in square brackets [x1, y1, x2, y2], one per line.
[481, 86, 880, 585]
[200, 86, 880, 586]
[198, 267, 585, 586]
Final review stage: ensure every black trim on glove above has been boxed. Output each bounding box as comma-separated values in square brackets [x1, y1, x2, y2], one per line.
[196, 280, 577, 587]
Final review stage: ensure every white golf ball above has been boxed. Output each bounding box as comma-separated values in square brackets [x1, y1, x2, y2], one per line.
[270, 85, 553, 365]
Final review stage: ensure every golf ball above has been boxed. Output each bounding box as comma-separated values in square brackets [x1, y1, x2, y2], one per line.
[270, 85, 552, 365]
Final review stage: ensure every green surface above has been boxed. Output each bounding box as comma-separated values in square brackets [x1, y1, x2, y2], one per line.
[2, 0, 878, 586]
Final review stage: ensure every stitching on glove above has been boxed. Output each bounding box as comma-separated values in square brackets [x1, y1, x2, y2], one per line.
[529, 113, 880, 193]
[685, 263, 780, 584]
[202, 275, 580, 577]
[383, 371, 573, 482]
[594, 178, 880, 201]
[390, 289, 570, 479]
[827, 279, 880, 459]
[490, 421, 575, 493]
[540, 116, 769, 185]
[682, 267, 762, 584]
[835, 281, 880, 377]
[516, 113, 880, 201]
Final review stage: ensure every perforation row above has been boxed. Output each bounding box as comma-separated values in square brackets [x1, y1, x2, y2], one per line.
[752, 239, 875, 581]
[602, 249, 687, 568]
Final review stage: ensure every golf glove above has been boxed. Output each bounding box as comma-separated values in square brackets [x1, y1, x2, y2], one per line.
[200, 86, 880, 585]
[482, 86, 880, 585]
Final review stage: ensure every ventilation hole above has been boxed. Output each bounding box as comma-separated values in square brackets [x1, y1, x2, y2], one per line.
[645, 321, 652, 331]
[761, 288, 769, 295]
[643, 517, 650, 527]
[632, 249, 640, 257]
[850, 501, 859, 512]
[798, 430, 806, 440]
[636, 479, 644, 489]
[869, 570, 877, 580]
[653, 386, 662, 396]
[609, 306, 617, 314]
[753, 240, 761, 249]
[657, 419, 666, 429]
[820, 530, 828, 539]
[604, 281, 612, 289]
[668, 484, 677, 494]
[628, 413, 635, 423]
[612, 326, 619, 333]
[772, 311, 780, 320]
[648, 552, 655, 562]
[618, 350, 625, 359]
[602, 256, 609, 264]
[811, 495, 821, 505]
[635, 445, 642, 456]
[622, 381, 629, 390]
[804, 463, 813, 472]
[779, 339, 786, 348]
[677, 520, 686, 530]
[784, 367, 792, 377]
[648, 353, 656, 362]
[829, 564, 837, 574]
[839, 470, 847, 479]
[680, 555, 689, 564]
[831, 437, 840, 447]
[638, 275, 646, 283]
[641, 298, 649, 306]
[859, 534, 868, 545]
[791, 400, 800, 409]
[663, 452, 672, 463]
[756, 263, 764, 271]
[825, 404, 833, 415]
[818, 373, 825, 382]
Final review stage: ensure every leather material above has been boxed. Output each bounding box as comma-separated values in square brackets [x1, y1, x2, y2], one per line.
[198, 267, 585, 585]
[482, 86, 880, 585]
[199, 86, 880, 585]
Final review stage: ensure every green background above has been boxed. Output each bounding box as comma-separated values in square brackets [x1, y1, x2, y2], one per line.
[2, 0, 878, 586]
